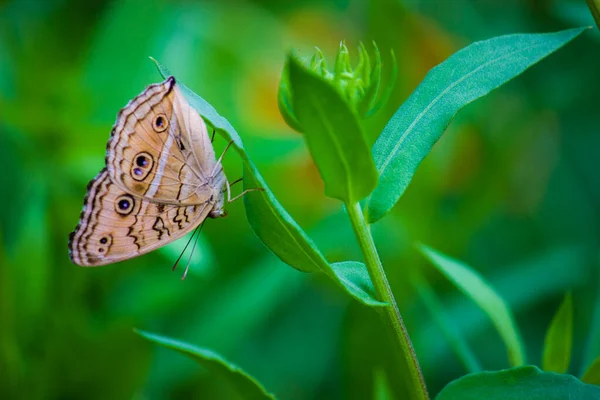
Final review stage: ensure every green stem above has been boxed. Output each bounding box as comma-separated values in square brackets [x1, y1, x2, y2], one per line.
[346, 202, 429, 400]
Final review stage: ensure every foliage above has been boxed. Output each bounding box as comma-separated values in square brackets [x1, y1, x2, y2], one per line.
[436, 366, 600, 400]
[542, 293, 573, 373]
[365, 28, 586, 223]
[136, 330, 275, 400]
[419, 244, 525, 367]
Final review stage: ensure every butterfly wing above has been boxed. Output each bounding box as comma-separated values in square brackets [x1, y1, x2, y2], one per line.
[69, 169, 213, 266]
[105, 77, 220, 206]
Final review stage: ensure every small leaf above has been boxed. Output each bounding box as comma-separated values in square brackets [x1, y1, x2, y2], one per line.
[334, 41, 351, 84]
[287, 55, 378, 203]
[436, 365, 600, 400]
[357, 43, 381, 118]
[357, 44, 398, 118]
[581, 356, 600, 385]
[364, 49, 398, 118]
[357, 42, 371, 90]
[314, 47, 329, 77]
[151, 59, 384, 307]
[135, 329, 275, 400]
[366, 28, 588, 223]
[330, 262, 387, 307]
[277, 61, 304, 133]
[542, 292, 573, 373]
[419, 244, 525, 366]
[354, 43, 368, 90]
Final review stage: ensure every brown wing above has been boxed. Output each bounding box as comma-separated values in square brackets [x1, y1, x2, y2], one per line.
[68, 169, 213, 266]
[105, 77, 219, 205]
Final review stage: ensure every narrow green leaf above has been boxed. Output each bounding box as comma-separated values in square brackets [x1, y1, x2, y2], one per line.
[373, 368, 394, 400]
[582, 252, 600, 375]
[354, 43, 368, 90]
[586, 0, 600, 30]
[581, 356, 600, 385]
[287, 55, 378, 203]
[358, 45, 398, 118]
[151, 59, 384, 307]
[413, 276, 482, 373]
[366, 50, 398, 118]
[135, 329, 275, 400]
[542, 292, 573, 373]
[333, 41, 351, 87]
[366, 28, 587, 223]
[357, 43, 381, 118]
[436, 365, 600, 400]
[419, 244, 525, 366]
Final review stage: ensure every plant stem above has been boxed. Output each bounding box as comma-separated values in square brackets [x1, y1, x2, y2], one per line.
[346, 202, 429, 400]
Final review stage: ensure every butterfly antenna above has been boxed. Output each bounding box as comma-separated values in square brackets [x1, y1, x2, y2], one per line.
[172, 224, 200, 272]
[230, 177, 243, 187]
[182, 220, 205, 280]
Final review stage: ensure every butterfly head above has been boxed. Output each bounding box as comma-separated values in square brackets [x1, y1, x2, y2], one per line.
[209, 208, 227, 219]
[208, 189, 228, 219]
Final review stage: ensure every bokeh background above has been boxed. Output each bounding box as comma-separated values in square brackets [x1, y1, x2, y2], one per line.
[1, 0, 599, 398]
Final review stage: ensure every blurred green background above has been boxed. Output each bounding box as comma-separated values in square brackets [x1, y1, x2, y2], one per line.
[1, 0, 599, 398]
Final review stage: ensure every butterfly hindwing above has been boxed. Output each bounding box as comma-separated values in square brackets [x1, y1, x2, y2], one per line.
[68, 169, 212, 266]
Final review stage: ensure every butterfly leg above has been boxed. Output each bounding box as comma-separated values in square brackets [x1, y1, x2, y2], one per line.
[213, 142, 264, 203]
[226, 180, 265, 203]
[219, 177, 242, 198]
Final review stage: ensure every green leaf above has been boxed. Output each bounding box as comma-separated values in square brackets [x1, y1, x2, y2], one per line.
[135, 329, 274, 400]
[373, 368, 394, 400]
[581, 356, 600, 385]
[330, 262, 387, 307]
[357, 42, 381, 117]
[419, 244, 525, 366]
[436, 365, 600, 400]
[366, 28, 588, 223]
[413, 276, 482, 373]
[583, 252, 600, 381]
[587, 0, 600, 30]
[358, 45, 398, 118]
[286, 55, 378, 203]
[277, 61, 303, 133]
[151, 59, 384, 307]
[240, 162, 322, 274]
[542, 292, 573, 373]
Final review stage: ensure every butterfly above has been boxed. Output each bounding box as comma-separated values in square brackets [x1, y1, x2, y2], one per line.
[69, 77, 253, 277]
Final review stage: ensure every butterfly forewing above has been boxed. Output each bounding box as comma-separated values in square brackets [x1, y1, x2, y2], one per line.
[105, 77, 221, 206]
